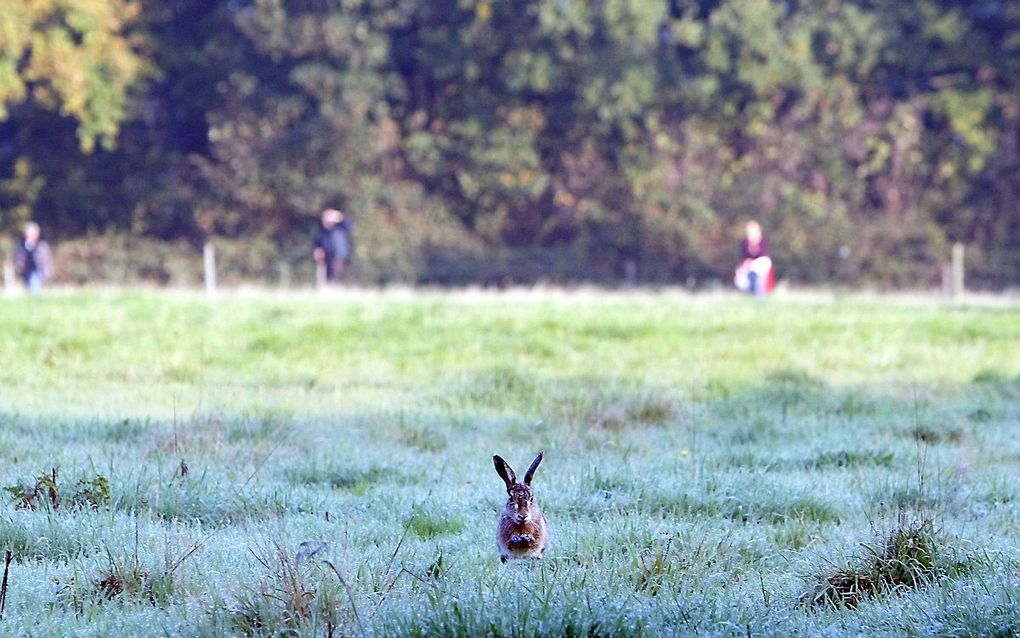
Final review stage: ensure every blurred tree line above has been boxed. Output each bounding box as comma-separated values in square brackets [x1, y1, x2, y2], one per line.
[1, 0, 1018, 287]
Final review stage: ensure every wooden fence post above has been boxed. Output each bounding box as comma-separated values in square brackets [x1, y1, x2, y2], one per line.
[278, 260, 291, 289]
[951, 242, 965, 300]
[942, 242, 965, 300]
[2, 260, 14, 295]
[203, 242, 216, 296]
[623, 259, 638, 288]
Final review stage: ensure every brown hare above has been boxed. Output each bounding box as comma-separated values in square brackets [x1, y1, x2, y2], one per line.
[493, 452, 549, 563]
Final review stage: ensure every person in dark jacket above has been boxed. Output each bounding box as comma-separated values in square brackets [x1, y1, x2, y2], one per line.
[14, 222, 54, 294]
[313, 208, 353, 282]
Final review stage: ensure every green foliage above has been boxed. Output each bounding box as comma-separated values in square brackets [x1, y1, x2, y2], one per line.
[71, 475, 112, 511]
[0, 0, 144, 152]
[404, 504, 465, 540]
[1, 0, 1019, 286]
[5, 469, 59, 510]
[4, 469, 110, 511]
[806, 450, 895, 470]
[51, 234, 311, 286]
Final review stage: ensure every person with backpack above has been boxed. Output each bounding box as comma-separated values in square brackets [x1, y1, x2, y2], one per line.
[313, 208, 354, 283]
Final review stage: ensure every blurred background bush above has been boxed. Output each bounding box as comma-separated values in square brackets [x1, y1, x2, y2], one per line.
[1, 0, 1018, 289]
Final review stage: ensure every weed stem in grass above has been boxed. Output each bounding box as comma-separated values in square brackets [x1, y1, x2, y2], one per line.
[0, 550, 11, 621]
[235, 436, 287, 495]
[382, 527, 409, 592]
[324, 560, 366, 638]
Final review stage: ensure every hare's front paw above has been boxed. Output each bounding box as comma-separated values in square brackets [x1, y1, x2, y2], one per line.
[510, 533, 536, 545]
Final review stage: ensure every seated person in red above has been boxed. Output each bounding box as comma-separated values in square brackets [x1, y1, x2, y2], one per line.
[733, 220, 773, 296]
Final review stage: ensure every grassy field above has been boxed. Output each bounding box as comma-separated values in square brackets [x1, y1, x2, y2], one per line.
[0, 289, 1018, 637]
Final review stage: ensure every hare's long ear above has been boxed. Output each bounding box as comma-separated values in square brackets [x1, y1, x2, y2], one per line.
[523, 451, 544, 485]
[493, 455, 516, 489]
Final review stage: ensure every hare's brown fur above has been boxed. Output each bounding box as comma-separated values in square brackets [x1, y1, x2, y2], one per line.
[494, 453, 549, 563]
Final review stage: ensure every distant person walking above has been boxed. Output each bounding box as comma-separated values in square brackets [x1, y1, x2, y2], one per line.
[734, 220, 773, 296]
[14, 221, 54, 294]
[313, 208, 353, 283]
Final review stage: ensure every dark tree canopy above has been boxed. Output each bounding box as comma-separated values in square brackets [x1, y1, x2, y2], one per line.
[1, 0, 1019, 287]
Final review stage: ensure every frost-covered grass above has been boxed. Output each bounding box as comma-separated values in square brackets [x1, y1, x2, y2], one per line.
[0, 290, 1018, 636]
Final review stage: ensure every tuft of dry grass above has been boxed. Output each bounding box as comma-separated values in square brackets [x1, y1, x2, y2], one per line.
[803, 521, 939, 609]
[229, 541, 358, 637]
